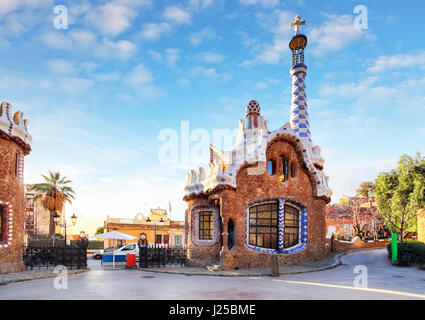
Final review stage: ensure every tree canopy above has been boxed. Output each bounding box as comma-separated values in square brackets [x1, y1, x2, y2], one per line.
[374, 153, 425, 243]
[31, 171, 75, 237]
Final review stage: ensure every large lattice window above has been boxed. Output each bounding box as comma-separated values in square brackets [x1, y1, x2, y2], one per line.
[283, 204, 300, 248]
[248, 201, 279, 249]
[199, 211, 213, 240]
[248, 200, 301, 251]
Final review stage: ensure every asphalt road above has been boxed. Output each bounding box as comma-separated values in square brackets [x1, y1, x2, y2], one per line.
[1, 249, 424, 300]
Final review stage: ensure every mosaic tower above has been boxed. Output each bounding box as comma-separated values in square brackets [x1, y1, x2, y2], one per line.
[289, 15, 312, 144]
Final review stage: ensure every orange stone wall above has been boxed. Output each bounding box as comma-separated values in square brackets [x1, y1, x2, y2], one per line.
[185, 139, 329, 269]
[0, 136, 26, 273]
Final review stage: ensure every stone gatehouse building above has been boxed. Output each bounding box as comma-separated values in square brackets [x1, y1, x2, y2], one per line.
[183, 16, 332, 269]
[0, 101, 32, 273]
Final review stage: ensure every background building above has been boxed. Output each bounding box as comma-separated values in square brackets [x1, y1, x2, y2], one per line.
[326, 196, 389, 241]
[0, 101, 32, 273]
[104, 209, 184, 248]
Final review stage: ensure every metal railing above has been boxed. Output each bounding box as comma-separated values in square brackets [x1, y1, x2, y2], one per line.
[138, 244, 186, 268]
[22, 239, 89, 270]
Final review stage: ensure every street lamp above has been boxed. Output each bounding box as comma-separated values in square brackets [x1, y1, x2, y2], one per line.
[146, 217, 164, 246]
[52, 212, 77, 245]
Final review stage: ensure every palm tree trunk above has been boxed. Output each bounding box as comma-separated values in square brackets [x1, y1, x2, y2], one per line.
[49, 210, 55, 238]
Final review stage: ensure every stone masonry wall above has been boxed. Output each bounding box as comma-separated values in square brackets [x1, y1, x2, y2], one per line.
[0, 137, 26, 273]
[186, 139, 328, 269]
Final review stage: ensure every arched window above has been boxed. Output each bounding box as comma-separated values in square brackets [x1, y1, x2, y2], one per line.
[267, 159, 276, 176]
[279, 156, 289, 182]
[291, 162, 296, 178]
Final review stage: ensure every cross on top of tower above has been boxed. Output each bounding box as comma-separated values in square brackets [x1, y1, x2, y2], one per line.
[290, 15, 306, 35]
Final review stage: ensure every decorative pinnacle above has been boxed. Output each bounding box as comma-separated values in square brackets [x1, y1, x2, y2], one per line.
[290, 15, 306, 35]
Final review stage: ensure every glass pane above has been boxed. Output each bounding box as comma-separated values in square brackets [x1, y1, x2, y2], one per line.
[257, 211, 271, 219]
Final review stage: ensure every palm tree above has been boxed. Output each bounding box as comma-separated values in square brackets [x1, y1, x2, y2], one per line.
[31, 171, 75, 238]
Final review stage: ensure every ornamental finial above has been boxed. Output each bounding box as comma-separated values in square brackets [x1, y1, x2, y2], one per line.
[290, 15, 306, 35]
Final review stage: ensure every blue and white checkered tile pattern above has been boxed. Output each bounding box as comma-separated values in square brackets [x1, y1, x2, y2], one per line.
[245, 197, 308, 255]
[290, 70, 312, 143]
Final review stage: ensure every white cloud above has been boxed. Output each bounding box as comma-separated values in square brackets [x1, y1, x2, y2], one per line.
[47, 59, 76, 75]
[165, 48, 180, 67]
[98, 38, 136, 60]
[163, 5, 192, 24]
[41, 31, 136, 60]
[188, 0, 215, 10]
[240, 10, 293, 66]
[141, 22, 172, 40]
[69, 30, 97, 48]
[40, 32, 72, 49]
[189, 66, 229, 80]
[198, 52, 225, 63]
[85, 2, 137, 37]
[367, 51, 425, 73]
[0, 0, 52, 15]
[124, 64, 154, 87]
[58, 77, 95, 95]
[189, 27, 216, 46]
[308, 14, 373, 56]
[239, 0, 279, 7]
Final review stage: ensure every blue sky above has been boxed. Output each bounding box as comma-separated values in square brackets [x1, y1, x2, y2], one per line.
[1, 0, 424, 236]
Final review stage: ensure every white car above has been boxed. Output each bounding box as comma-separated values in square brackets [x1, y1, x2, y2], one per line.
[115, 243, 138, 255]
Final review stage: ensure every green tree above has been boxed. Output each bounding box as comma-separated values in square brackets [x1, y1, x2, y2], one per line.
[31, 171, 75, 238]
[95, 227, 104, 235]
[356, 181, 375, 199]
[374, 153, 425, 244]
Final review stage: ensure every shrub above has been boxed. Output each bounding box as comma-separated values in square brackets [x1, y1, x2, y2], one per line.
[387, 240, 425, 266]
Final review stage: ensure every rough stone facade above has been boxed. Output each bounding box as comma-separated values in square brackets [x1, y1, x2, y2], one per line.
[0, 136, 27, 273]
[184, 138, 329, 269]
[0, 102, 32, 274]
[183, 18, 332, 270]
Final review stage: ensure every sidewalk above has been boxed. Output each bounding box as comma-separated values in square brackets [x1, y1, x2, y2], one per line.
[0, 268, 89, 285]
[137, 251, 346, 277]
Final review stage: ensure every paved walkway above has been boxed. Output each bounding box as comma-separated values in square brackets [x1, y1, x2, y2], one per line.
[0, 249, 424, 299]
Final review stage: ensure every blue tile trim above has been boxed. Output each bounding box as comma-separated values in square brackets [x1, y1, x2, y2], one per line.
[245, 197, 308, 255]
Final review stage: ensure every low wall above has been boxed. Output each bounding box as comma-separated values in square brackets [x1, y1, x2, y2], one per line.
[328, 237, 389, 252]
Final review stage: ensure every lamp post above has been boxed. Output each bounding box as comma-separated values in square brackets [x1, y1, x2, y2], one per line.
[53, 212, 77, 245]
[146, 217, 164, 246]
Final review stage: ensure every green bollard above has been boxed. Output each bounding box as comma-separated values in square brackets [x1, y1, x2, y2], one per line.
[392, 233, 398, 265]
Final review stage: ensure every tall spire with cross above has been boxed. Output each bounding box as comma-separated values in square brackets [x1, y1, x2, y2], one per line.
[288, 15, 311, 143]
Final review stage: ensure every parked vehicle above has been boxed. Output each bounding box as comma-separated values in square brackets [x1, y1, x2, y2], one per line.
[114, 243, 138, 256]
[92, 246, 119, 260]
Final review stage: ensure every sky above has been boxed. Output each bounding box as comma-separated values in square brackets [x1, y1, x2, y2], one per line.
[1, 0, 424, 236]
